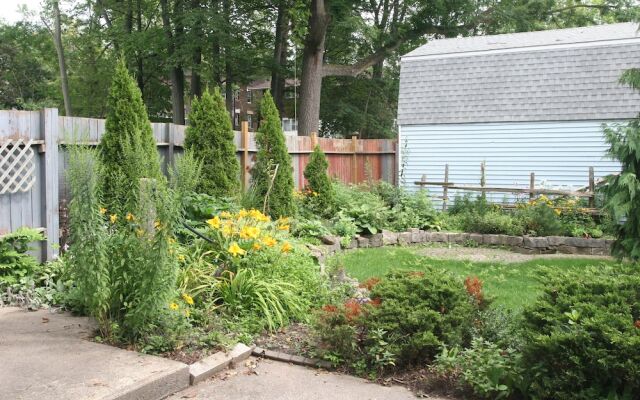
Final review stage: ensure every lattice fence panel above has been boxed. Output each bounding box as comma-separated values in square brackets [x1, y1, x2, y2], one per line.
[0, 139, 36, 195]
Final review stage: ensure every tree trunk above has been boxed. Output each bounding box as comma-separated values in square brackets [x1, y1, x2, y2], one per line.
[223, 0, 233, 122]
[160, 0, 186, 124]
[52, 0, 72, 116]
[298, 0, 329, 136]
[136, 0, 144, 94]
[271, 2, 289, 116]
[190, 0, 202, 98]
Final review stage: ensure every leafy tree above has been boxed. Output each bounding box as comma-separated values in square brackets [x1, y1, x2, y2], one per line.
[303, 144, 335, 214]
[99, 59, 162, 215]
[603, 67, 640, 260]
[185, 88, 240, 197]
[252, 91, 295, 217]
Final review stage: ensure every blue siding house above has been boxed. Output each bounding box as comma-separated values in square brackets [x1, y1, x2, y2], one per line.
[397, 23, 640, 202]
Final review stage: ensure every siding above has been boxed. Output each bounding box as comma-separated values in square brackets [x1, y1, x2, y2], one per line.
[399, 120, 622, 203]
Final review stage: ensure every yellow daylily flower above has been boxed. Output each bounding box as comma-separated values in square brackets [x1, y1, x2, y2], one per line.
[261, 236, 277, 247]
[169, 302, 179, 310]
[280, 242, 293, 253]
[220, 211, 232, 219]
[237, 209, 249, 219]
[177, 254, 186, 262]
[99, 207, 107, 215]
[126, 213, 135, 222]
[207, 216, 221, 229]
[182, 293, 194, 305]
[221, 224, 233, 237]
[278, 224, 290, 231]
[154, 220, 162, 229]
[252, 242, 262, 251]
[228, 242, 246, 257]
[110, 214, 118, 224]
[240, 226, 261, 239]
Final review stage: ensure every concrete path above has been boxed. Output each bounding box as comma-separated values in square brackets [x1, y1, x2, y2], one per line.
[169, 357, 426, 400]
[0, 307, 189, 400]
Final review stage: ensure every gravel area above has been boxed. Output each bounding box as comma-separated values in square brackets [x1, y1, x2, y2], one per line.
[416, 245, 613, 263]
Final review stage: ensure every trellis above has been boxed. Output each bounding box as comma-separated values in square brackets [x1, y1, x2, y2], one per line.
[0, 139, 36, 195]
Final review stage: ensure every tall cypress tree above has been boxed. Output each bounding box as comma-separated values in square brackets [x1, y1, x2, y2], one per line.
[252, 91, 295, 218]
[304, 145, 335, 215]
[99, 59, 161, 215]
[184, 88, 239, 197]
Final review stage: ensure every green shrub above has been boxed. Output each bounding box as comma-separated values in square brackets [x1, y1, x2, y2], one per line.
[184, 88, 240, 197]
[169, 150, 203, 205]
[303, 145, 335, 216]
[332, 212, 359, 246]
[520, 264, 640, 399]
[460, 210, 523, 235]
[99, 59, 162, 215]
[0, 227, 45, 286]
[292, 217, 330, 240]
[251, 91, 295, 218]
[334, 183, 390, 234]
[315, 267, 475, 372]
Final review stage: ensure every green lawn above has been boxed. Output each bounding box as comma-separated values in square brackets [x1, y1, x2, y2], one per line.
[334, 247, 622, 310]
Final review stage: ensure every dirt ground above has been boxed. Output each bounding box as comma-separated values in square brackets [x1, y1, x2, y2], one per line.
[416, 245, 613, 263]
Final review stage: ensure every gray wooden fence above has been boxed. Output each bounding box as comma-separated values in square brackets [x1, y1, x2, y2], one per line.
[0, 108, 396, 261]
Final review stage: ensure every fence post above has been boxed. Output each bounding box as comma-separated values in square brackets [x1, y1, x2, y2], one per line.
[443, 164, 449, 211]
[588, 167, 595, 208]
[420, 174, 427, 192]
[351, 135, 358, 184]
[41, 108, 60, 260]
[241, 121, 249, 190]
[529, 172, 535, 200]
[167, 123, 175, 166]
[480, 162, 486, 200]
[311, 132, 318, 148]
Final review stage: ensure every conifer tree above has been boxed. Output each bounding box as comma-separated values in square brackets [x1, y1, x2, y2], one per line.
[99, 59, 161, 215]
[251, 91, 295, 217]
[304, 145, 335, 215]
[604, 68, 640, 260]
[184, 88, 239, 197]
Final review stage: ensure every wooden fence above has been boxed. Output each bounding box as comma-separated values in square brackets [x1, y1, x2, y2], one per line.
[0, 109, 396, 260]
[415, 162, 598, 212]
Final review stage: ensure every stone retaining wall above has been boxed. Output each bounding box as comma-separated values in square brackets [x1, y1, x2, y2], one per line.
[308, 229, 613, 262]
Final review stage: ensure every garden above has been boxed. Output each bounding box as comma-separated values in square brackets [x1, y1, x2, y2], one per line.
[2, 60, 640, 400]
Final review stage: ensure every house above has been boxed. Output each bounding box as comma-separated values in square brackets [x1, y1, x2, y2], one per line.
[232, 78, 299, 131]
[397, 22, 640, 202]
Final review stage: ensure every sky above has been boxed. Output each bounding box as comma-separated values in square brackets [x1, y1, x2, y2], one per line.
[1, 0, 42, 24]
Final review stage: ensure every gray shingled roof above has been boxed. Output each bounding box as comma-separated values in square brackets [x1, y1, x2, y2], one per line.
[398, 23, 640, 125]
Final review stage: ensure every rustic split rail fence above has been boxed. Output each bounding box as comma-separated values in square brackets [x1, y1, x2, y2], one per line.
[415, 162, 599, 212]
[0, 108, 396, 259]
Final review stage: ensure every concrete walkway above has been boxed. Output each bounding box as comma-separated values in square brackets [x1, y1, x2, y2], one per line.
[0, 307, 189, 400]
[170, 357, 426, 400]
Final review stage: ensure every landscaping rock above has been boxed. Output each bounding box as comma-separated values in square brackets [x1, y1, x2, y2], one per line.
[504, 235, 523, 246]
[565, 237, 597, 248]
[429, 232, 448, 243]
[368, 233, 383, 247]
[398, 232, 412, 245]
[306, 244, 327, 263]
[190, 351, 232, 385]
[229, 343, 255, 367]
[483, 234, 502, 245]
[523, 236, 548, 249]
[381, 230, 398, 246]
[546, 236, 566, 246]
[591, 247, 609, 256]
[448, 232, 469, 243]
[356, 235, 370, 248]
[320, 235, 340, 246]
[511, 246, 539, 254]
[469, 233, 483, 245]
[411, 229, 426, 243]
[342, 238, 358, 249]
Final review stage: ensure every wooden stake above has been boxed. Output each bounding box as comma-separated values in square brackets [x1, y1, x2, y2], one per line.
[588, 167, 595, 207]
[529, 172, 535, 200]
[443, 164, 449, 211]
[480, 162, 486, 199]
[311, 132, 318, 148]
[241, 121, 249, 190]
[351, 135, 358, 184]
[420, 174, 427, 192]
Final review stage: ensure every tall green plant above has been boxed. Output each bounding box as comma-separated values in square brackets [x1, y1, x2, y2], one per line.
[604, 68, 640, 260]
[303, 145, 335, 215]
[184, 88, 240, 197]
[99, 58, 162, 215]
[66, 146, 110, 334]
[251, 91, 294, 218]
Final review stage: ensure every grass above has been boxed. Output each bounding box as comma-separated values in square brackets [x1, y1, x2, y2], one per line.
[333, 247, 623, 310]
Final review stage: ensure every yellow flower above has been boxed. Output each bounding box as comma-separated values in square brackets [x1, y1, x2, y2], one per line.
[154, 220, 162, 229]
[168, 237, 176, 244]
[554, 208, 561, 216]
[169, 302, 179, 311]
[278, 224, 290, 231]
[221, 224, 233, 237]
[261, 236, 277, 247]
[220, 211, 232, 219]
[110, 214, 118, 224]
[228, 242, 246, 257]
[99, 207, 107, 215]
[177, 254, 185, 262]
[280, 242, 293, 253]
[182, 293, 194, 305]
[252, 242, 262, 251]
[249, 209, 269, 221]
[184, 309, 191, 317]
[207, 216, 221, 229]
[278, 217, 289, 224]
[237, 209, 249, 219]
[136, 228, 145, 237]
[126, 212, 135, 222]
[240, 226, 261, 239]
